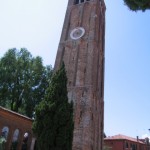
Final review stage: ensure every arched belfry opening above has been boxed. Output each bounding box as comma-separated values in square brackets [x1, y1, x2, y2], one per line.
[74, 0, 90, 4]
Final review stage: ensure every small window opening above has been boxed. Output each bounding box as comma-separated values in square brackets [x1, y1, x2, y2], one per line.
[0, 126, 9, 149]
[74, 0, 90, 5]
[22, 132, 29, 150]
[84, 68, 86, 74]
[82, 91, 84, 97]
[125, 141, 128, 148]
[11, 129, 19, 150]
[69, 81, 71, 86]
[130, 143, 133, 148]
[75, 0, 79, 4]
[1, 126, 9, 141]
[80, 111, 82, 118]
[91, 113, 93, 120]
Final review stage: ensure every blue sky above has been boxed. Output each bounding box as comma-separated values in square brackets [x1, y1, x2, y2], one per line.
[0, 0, 150, 139]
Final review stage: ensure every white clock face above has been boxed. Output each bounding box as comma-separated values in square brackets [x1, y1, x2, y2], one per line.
[70, 27, 85, 40]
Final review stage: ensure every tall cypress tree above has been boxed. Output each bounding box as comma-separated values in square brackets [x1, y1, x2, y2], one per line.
[32, 63, 74, 150]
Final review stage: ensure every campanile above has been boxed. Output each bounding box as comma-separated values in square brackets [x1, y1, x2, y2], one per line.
[54, 0, 105, 149]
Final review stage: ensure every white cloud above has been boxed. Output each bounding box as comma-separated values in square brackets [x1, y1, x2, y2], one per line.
[141, 134, 150, 139]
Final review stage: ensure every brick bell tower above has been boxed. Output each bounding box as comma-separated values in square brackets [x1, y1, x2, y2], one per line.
[54, 0, 105, 150]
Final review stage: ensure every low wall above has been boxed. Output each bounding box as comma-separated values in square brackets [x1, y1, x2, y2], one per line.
[0, 106, 35, 150]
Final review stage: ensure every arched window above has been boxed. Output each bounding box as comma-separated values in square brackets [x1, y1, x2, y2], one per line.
[11, 129, 19, 149]
[0, 126, 9, 149]
[21, 132, 29, 150]
[1, 126, 9, 140]
[75, 0, 79, 4]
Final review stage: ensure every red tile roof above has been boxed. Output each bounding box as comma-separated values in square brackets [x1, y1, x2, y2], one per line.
[105, 134, 145, 144]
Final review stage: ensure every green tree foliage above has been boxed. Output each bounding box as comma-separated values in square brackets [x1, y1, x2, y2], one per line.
[124, 0, 150, 11]
[32, 63, 74, 150]
[0, 48, 53, 117]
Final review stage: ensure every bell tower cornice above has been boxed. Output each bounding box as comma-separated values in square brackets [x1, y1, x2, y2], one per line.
[67, 0, 105, 7]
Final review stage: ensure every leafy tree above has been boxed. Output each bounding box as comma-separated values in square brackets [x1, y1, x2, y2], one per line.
[124, 0, 150, 11]
[0, 48, 53, 117]
[32, 63, 74, 150]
